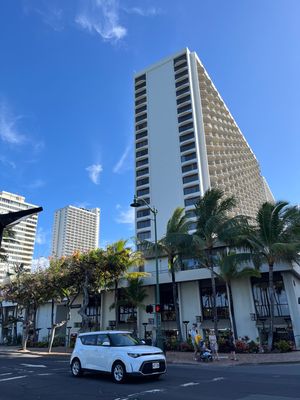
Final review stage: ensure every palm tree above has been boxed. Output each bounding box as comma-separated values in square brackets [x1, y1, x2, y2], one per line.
[243, 201, 300, 351]
[193, 188, 248, 335]
[216, 251, 261, 339]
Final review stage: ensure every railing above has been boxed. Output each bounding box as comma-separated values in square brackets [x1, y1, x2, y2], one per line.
[202, 307, 229, 320]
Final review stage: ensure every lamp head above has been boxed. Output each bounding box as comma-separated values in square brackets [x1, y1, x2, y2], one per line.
[130, 195, 142, 208]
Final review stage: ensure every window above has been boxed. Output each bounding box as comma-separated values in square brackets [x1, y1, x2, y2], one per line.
[179, 122, 193, 133]
[175, 70, 188, 80]
[180, 142, 195, 153]
[136, 105, 147, 114]
[135, 113, 147, 123]
[185, 210, 197, 219]
[178, 113, 193, 124]
[184, 185, 199, 195]
[184, 196, 199, 207]
[136, 168, 149, 177]
[182, 162, 197, 173]
[178, 104, 192, 114]
[136, 131, 148, 140]
[136, 121, 147, 131]
[137, 208, 150, 218]
[135, 88, 146, 98]
[137, 231, 151, 240]
[183, 174, 198, 184]
[181, 152, 196, 162]
[188, 222, 197, 230]
[135, 74, 146, 83]
[175, 77, 189, 88]
[176, 86, 190, 97]
[136, 158, 148, 168]
[136, 140, 148, 149]
[136, 149, 148, 158]
[135, 81, 146, 91]
[174, 62, 188, 72]
[136, 177, 149, 187]
[80, 334, 97, 346]
[136, 188, 149, 197]
[200, 282, 229, 320]
[137, 219, 151, 229]
[174, 54, 187, 64]
[135, 98, 146, 107]
[177, 95, 191, 105]
[96, 334, 110, 346]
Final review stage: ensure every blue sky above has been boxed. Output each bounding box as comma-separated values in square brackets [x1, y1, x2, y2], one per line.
[0, 0, 299, 262]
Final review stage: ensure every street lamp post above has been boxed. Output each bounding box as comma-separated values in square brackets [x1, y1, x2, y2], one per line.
[130, 195, 163, 350]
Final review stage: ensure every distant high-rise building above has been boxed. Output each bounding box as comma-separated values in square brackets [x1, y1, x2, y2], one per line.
[0, 191, 39, 281]
[134, 48, 273, 240]
[51, 206, 100, 258]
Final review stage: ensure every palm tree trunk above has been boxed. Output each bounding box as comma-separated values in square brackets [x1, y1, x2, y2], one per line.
[114, 280, 119, 330]
[170, 263, 183, 343]
[226, 281, 237, 339]
[208, 250, 218, 336]
[268, 263, 275, 351]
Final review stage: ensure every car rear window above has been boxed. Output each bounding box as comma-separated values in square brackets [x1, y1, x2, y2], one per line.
[80, 334, 97, 346]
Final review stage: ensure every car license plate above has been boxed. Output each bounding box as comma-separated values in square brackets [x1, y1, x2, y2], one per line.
[152, 362, 160, 369]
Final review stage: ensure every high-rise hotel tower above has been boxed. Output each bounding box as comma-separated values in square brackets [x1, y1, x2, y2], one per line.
[134, 49, 272, 240]
[51, 206, 100, 258]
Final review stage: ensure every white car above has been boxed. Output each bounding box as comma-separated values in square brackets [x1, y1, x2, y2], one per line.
[70, 331, 166, 383]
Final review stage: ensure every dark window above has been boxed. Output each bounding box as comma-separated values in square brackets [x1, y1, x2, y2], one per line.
[135, 113, 147, 123]
[175, 77, 189, 88]
[135, 98, 146, 107]
[136, 140, 148, 149]
[200, 283, 229, 320]
[136, 158, 148, 167]
[136, 149, 148, 158]
[178, 104, 192, 114]
[174, 62, 188, 72]
[176, 86, 190, 97]
[180, 142, 195, 153]
[183, 174, 198, 184]
[185, 210, 197, 219]
[136, 168, 149, 177]
[188, 222, 197, 230]
[137, 208, 150, 218]
[182, 162, 198, 173]
[180, 132, 194, 143]
[175, 70, 188, 80]
[178, 113, 193, 124]
[136, 122, 147, 131]
[136, 105, 147, 114]
[184, 196, 200, 207]
[135, 81, 146, 91]
[177, 95, 191, 105]
[174, 54, 187, 64]
[96, 334, 110, 346]
[136, 131, 148, 140]
[160, 284, 176, 321]
[80, 334, 97, 346]
[252, 275, 290, 317]
[179, 122, 193, 133]
[136, 177, 149, 187]
[137, 231, 151, 240]
[137, 219, 151, 229]
[184, 185, 199, 195]
[135, 74, 146, 83]
[135, 89, 146, 98]
[136, 188, 149, 197]
[181, 152, 196, 162]
[118, 290, 137, 324]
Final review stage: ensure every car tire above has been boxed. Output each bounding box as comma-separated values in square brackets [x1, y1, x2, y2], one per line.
[71, 358, 83, 377]
[112, 361, 126, 383]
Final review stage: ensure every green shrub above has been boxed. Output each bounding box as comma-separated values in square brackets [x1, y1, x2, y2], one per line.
[248, 340, 259, 353]
[274, 340, 293, 353]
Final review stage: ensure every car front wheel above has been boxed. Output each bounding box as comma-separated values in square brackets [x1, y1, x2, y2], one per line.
[112, 361, 126, 383]
[71, 359, 83, 377]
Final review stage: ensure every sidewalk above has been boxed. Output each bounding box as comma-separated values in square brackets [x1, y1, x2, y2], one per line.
[1, 346, 300, 366]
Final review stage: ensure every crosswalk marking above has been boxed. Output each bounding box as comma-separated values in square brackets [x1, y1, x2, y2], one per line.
[0, 375, 27, 382]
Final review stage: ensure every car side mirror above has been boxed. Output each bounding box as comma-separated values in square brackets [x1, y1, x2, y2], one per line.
[102, 341, 110, 346]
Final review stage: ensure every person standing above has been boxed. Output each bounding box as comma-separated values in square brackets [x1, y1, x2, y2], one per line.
[189, 324, 199, 360]
[228, 331, 238, 361]
[208, 329, 219, 360]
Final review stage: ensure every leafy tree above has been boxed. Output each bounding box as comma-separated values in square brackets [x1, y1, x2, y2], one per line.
[193, 188, 248, 335]
[242, 201, 300, 351]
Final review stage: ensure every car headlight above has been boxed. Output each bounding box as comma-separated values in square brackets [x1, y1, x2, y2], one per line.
[127, 353, 141, 358]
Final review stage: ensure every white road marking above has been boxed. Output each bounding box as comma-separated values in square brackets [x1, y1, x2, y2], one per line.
[0, 375, 27, 382]
[37, 373, 52, 376]
[20, 363, 46, 368]
[181, 382, 200, 387]
[0, 373, 13, 376]
[212, 377, 225, 381]
[144, 389, 164, 394]
[114, 388, 164, 400]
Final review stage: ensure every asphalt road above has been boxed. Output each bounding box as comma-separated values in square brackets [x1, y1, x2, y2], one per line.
[0, 351, 300, 400]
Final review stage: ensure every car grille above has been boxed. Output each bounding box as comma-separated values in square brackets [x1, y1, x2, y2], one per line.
[140, 360, 166, 375]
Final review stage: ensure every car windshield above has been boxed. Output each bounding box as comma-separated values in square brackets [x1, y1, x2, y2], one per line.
[109, 333, 140, 347]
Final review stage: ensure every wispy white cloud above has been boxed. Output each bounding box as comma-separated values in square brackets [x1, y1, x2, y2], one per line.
[115, 206, 134, 225]
[86, 163, 103, 184]
[113, 144, 132, 173]
[124, 6, 161, 17]
[0, 155, 16, 169]
[35, 228, 47, 245]
[26, 179, 46, 189]
[75, 0, 127, 42]
[31, 257, 49, 272]
[0, 101, 26, 145]
[74, 201, 91, 209]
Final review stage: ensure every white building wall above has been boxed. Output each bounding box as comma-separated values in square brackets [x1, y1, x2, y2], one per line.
[282, 272, 300, 349]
